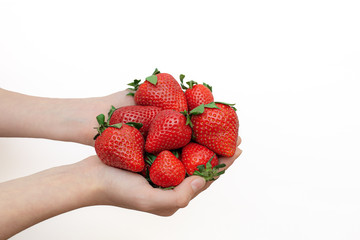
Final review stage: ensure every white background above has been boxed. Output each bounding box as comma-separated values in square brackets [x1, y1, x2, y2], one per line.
[1, 0, 360, 239]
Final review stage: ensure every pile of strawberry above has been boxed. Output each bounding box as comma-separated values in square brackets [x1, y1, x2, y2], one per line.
[94, 69, 239, 188]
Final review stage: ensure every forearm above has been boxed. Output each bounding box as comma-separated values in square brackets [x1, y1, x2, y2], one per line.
[0, 88, 134, 145]
[0, 160, 99, 239]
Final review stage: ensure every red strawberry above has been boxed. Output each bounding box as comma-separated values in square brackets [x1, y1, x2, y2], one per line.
[128, 69, 188, 112]
[94, 111, 145, 172]
[180, 74, 214, 111]
[190, 103, 239, 157]
[145, 109, 192, 154]
[149, 150, 186, 188]
[109, 105, 162, 138]
[181, 142, 219, 175]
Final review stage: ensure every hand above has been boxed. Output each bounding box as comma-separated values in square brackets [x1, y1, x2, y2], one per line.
[0, 132, 241, 240]
[77, 90, 136, 146]
[0, 88, 135, 146]
[84, 136, 242, 216]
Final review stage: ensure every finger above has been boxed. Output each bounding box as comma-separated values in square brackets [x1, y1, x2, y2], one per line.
[191, 145, 242, 200]
[218, 148, 243, 171]
[237, 136, 242, 147]
[147, 176, 206, 213]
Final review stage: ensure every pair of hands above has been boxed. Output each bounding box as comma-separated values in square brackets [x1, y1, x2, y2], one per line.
[0, 89, 242, 239]
[79, 90, 242, 216]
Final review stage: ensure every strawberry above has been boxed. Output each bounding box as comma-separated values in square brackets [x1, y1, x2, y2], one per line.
[145, 109, 192, 154]
[190, 102, 239, 157]
[149, 150, 186, 188]
[180, 74, 214, 111]
[108, 105, 162, 138]
[128, 69, 188, 112]
[181, 142, 219, 175]
[94, 110, 145, 172]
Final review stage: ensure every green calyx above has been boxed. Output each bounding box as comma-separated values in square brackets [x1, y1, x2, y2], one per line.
[215, 102, 237, 111]
[93, 106, 143, 140]
[193, 155, 226, 181]
[203, 82, 213, 92]
[125, 122, 143, 130]
[145, 153, 157, 166]
[145, 68, 161, 86]
[181, 110, 193, 127]
[146, 75, 158, 85]
[152, 68, 160, 75]
[179, 74, 198, 90]
[190, 102, 220, 115]
[181, 102, 220, 128]
[127, 79, 142, 96]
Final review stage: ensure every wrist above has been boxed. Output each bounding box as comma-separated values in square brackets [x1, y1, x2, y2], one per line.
[67, 157, 104, 207]
[77, 90, 136, 146]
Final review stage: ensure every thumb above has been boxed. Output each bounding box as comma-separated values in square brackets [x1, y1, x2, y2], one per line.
[171, 176, 206, 208]
[190, 177, 207, 193]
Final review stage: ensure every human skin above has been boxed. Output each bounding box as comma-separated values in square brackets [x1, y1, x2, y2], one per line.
[0, 88, 242, 239]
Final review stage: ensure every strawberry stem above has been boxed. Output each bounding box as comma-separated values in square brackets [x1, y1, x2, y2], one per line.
[180, 74, 187, 90]
[186, 80, 197, 89]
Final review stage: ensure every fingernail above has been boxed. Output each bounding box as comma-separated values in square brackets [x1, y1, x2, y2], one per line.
[191, 178, 206, 192]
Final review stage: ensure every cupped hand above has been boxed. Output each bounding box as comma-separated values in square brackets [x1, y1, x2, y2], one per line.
[80, 137, 242, 216]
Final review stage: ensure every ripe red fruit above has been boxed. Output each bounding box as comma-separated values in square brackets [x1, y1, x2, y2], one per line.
[145, 109, 192, 154]
[181, 142, 219, 175]
[180, 74, 214, 111]
[129, 69, 188, 112]
[149, 150, 186, 188]
[94, 112, 145, 172]
[109, 105, 162, 138]
[191, 103, 239, 157]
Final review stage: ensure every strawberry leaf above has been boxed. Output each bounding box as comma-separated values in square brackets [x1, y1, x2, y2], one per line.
[189, 104, 205, 115]
[215, 102, 237, 111]
[160, 186, 175, 190]
[152, 68, 160, 75]
[107, 105, 117, 122]
[213, 163, 226, 169]
[204, 102, 220, 109]
[180, 74, 187, 90]
[190, 102, 220, 116]
[171, 150, 180, 159]
[181, 110, 193, 127]
[96, 114, 106, 125]
[146, 75, 158, 85]
[145, 153, 157, 166]
[94, 114, 108, 139]
[203, 82, 213, 92]
[186, 80, 197, 89]
[193, 154, 226, 181]
[127, 79, 142, 91]
[108, 123, 123, 129]
[125, 122, 143, 130]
